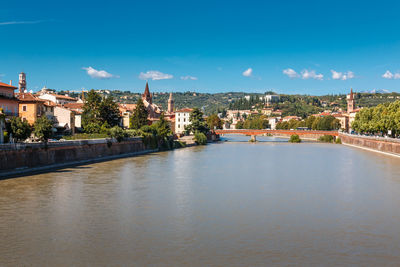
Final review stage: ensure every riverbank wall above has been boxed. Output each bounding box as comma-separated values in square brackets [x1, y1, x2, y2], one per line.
[339, 133, 400, 156]
[0, 138, 155, 178]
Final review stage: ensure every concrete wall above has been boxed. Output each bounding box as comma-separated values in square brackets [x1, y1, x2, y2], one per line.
[339, 133, 400, 155]
[0, 138, 148, 174]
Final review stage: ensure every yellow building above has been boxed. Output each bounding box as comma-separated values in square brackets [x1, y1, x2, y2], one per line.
[16, 93, 44, 125]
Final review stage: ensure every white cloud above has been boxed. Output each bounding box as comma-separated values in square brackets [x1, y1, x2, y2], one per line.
[301, 69, 323, 80]
[382, 70, 400, 79]
[83, 67, 119, 79]
[283, 68, 299, 78]
[139, 70, 173, 80]
[331, 70, 355, 80]
[242, 68, 253, 77]
[0, 20, 44, 26]
[180, 75, 198, 80]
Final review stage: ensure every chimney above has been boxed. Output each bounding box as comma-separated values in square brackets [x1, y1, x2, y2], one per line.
[9, 80, 12, 86]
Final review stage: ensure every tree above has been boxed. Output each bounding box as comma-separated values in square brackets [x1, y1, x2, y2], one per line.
[206, 114, 223, 130]
[8, 117, 32, 142]
[130, 98, 148, 129]
[33, 116, 53, 142]
[153, 113, 172, 139]
[289, 134, 301, 143]
[82, 89, 102, 132]
[185, 108, 209, 134]
[82, 90, 121, 133]
[99, 96, 120, 127]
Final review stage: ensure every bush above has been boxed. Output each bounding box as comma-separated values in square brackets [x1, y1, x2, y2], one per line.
[289, 134, 301, 143]
[194, 131, 207, 145]
[109, 126, 125, 142]
[335, 137, 342, 144]
[318, 135, 334, 143]
[173, 140, 186, 148]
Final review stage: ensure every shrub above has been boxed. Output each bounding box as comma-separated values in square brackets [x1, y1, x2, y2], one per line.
[335, 137, 342, 144]
[289, 134, 301, 143]
[194, 131, 207, 145]
[173, 140, 186, 148]
[318, 135, 334, 143]
[109, 126, 125, 142]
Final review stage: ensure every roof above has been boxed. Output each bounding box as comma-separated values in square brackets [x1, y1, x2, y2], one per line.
[43, 100, 57, 107]
[0, 82, 17, 90]
[175, 108, 193, 113]
[47, 93, 77, 101]
[64, 103, 84, 109]
[16, 93, 44, 102]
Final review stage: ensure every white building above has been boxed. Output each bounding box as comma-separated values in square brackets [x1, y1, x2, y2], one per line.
[175, 108, 193, 134]
[265, 94, 280, 103]
[268, 117, 279, 130]
[38, 93, 78, 105]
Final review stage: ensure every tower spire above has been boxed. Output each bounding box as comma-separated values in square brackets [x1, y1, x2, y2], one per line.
[142, 81, 152, 104]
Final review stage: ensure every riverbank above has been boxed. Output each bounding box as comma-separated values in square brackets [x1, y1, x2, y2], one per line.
[339, 132, 400, 157]
[0, 138, 152, 179]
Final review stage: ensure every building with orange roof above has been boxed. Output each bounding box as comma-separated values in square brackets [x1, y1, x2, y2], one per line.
[16, 93, 45, 125]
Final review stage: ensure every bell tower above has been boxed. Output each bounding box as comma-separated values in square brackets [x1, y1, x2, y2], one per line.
[347, 88, 355, 113]
[168, 92, 174, 113]
[19, 72, 26, 93]
[142, 82, 152, 104]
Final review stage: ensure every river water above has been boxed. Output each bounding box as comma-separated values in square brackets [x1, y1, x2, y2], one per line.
[1, 136, 400, 266]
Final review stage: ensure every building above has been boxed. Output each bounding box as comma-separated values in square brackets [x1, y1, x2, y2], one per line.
[63, 103, 84, 130]
[141, 82, 162, 120]
[119, 103, 137, 128]
[16, 93, 45, 125]
[268, 117, 279, 130]
[175, 108, 193, 134]
[347, 88, 355, 113]
[54, 105, 75, 135]
[282, 116, 301, 122]
[18, 72, 27, 93]
[38, 93, 78, 105]
[0, 81, 19, 118]
[265, 94, 280, 104]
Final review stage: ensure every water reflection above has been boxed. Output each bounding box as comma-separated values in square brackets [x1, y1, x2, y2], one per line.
[1, 142, 400, 265]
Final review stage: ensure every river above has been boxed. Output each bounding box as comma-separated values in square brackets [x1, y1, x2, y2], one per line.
[1, 136, 400, 266]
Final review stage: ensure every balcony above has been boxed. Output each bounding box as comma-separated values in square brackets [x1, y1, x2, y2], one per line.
[3, 111, 19, 117]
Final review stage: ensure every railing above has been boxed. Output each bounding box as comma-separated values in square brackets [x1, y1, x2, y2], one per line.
[3, 111, 18, 117]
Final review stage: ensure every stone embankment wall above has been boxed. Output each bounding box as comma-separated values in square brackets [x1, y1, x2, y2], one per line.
[0, 138, 149, 176]
[339, 133, 400, 155]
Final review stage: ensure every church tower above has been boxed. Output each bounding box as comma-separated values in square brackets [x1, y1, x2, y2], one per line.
[347, 88, 355, 113]
[19, 72, 26, 93]
[142, 82, 152, 104]
[168, 92, 174, 113]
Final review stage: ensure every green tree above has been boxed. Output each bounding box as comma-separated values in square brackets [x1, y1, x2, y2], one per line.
[289, 134, 301, 143]
[185, 108, 209, 134]
[33, 116, 53, 142]
[206, 114, 223, 130]
[99, 96, 120, 127]
[194, 131, 207, 145]
[8, 117, 32, 142]
[130, 98, 148, 129]
[82, 90, 102, 131]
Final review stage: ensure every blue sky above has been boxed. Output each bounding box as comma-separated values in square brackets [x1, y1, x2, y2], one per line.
[1, 0, 400, 95]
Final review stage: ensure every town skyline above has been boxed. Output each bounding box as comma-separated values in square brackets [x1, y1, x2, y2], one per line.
[2, 0, 400, 94]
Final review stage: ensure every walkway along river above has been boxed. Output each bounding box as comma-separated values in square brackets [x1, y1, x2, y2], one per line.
[1, 136, 400, 266]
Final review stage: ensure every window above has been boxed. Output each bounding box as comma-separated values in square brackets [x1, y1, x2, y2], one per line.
[178, 118, 180, 122]
[22, 105, 27, 112]
[184, 118, 186, 122]
[178, 124, 180, 128]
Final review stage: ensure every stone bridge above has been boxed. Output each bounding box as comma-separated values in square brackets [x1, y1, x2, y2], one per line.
[214, 129, 339, 141]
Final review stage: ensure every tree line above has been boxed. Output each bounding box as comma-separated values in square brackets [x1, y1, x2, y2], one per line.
[352, 100, 400, 137]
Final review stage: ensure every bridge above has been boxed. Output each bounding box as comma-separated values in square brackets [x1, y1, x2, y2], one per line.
[214, 129, 339, 141]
